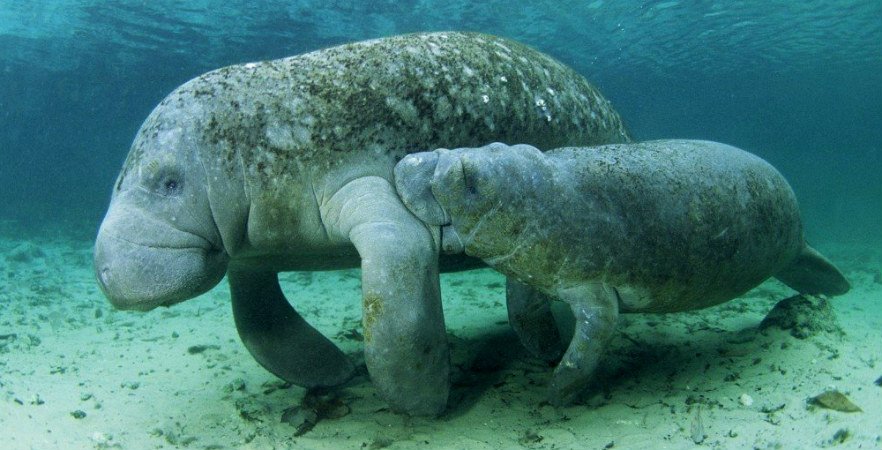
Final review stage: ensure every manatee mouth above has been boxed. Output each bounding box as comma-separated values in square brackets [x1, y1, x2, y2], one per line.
[101, 229, 217, 253]
[99, 209, 219, 251]
[94, 227, 228, 311]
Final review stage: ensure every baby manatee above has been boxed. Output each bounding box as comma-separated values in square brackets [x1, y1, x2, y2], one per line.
[394, 140, 850, 405]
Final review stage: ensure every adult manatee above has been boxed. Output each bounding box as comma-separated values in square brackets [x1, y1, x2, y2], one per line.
[93, 32, 629, 415]
[394, 140, 850, 405]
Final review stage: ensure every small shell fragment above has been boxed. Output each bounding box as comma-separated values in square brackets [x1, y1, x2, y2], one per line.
[809, 390, 862, 413]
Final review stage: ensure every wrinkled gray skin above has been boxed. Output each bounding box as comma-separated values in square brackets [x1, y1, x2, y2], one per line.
[93, 32, 629, 416]
[394, 140, 850, 405]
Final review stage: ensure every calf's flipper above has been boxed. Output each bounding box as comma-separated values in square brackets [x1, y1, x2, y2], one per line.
[549, 284, 619, 406]
[506, 278, 564, 362]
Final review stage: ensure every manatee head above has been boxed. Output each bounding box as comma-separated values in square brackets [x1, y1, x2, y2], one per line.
[94, 94, 229, 311]
[395, 142, 550, 257]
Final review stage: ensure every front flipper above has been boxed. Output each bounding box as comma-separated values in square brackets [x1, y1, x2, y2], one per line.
[324, 176, 449, 416]
[229, 269, 355, 388]
[506, 278, 564, 362]
[549, 284, 619, 406]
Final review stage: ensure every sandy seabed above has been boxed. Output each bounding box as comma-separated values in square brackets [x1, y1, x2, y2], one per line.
[1, 229, 880, 450]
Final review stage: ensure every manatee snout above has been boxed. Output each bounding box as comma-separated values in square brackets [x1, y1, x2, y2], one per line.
[394, 148, 488, 222]
[94, 208, 228, 311]
[395, 150, 449, 226]
[395, 143, 548, 229]
[432, 149, 473, 202]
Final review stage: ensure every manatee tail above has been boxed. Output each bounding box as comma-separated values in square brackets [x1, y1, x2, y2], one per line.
[774, 245, 850, 296]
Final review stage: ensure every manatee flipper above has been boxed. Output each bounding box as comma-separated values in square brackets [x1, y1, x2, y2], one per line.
[774, 245, 850, 296]
[325, 176, 449, 416]
[549, 284, 619, 406]
[506, 279, 564, 362]
[229, 269, 355, 388]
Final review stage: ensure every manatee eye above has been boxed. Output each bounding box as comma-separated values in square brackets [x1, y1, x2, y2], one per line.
[147, 166, 184, 197]
[164, 178, 181, 193]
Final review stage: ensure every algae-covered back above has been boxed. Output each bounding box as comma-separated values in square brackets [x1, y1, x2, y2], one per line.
[123, 32, 628, 189]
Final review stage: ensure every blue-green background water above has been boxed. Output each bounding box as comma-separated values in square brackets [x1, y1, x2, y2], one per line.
[1, 0, 880, 246]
